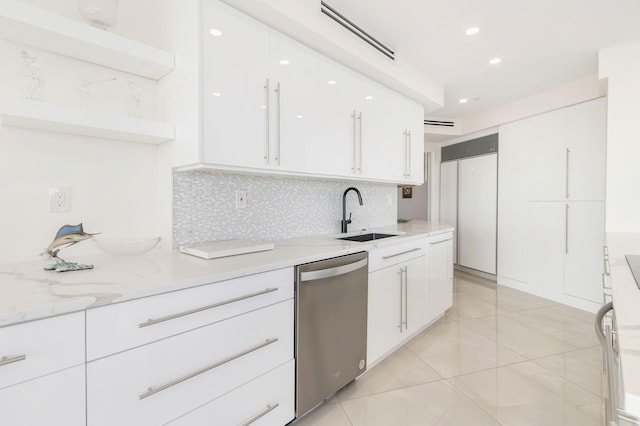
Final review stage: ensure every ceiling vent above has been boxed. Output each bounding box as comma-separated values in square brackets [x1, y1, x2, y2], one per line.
[320, 1, 395, 61]
[424, 119, 455, 127]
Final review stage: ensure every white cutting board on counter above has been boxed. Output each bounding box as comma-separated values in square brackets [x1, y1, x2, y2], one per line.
[179, 239, 275, 260]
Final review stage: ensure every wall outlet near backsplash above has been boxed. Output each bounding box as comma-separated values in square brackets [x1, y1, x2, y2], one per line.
[173, 170, 398, 248]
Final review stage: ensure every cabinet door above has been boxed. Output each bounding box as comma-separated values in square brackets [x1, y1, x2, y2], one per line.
[528, 202, 566, 296]
[564, 201, 605, 302]
[269, 31, 318, 173]
[497, 200, 530, 284]
[439, 160, 458, 263]
[201, 0, 270, 168]
[498, 120, 531, 201]
[318, 56, 363, 177]
[526, 109, 567, 201]
[406, 99, 425, 184]
[565, 98, 607, 201]
[367, 266, 403, 365]
[458, 154, 497, 274]
[426, 233, 454, 323]
[0, 365, 86, 426]
[405, 255, 428, 334]
[360, 84, 399, 180]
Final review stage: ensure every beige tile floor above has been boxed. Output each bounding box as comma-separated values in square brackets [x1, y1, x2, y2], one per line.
[293, 271, 604, 426]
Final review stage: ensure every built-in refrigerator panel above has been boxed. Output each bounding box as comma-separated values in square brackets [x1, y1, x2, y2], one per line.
[439, 161, 458, 264]
[458, 154, 497, 274]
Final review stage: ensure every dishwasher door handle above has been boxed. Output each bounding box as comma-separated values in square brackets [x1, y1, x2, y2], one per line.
[300, 258, 368, 282]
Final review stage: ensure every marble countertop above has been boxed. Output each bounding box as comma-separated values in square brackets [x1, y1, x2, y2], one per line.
[0, 221, 453, 327]
[605, 232, 640, 417]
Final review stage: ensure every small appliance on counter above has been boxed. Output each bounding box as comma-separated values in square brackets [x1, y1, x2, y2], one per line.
[179, 239, 274, 260]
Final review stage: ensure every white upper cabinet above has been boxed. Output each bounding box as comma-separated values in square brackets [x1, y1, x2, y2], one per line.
[525, 108, 567, 201]
[499, 98, 606, 202]
[318, 56, 370, 177]
[201, 0, 270, 169]
[565, 98, 607, 201]
[318, 56, 424, 183]
[268, 31, 319, 173]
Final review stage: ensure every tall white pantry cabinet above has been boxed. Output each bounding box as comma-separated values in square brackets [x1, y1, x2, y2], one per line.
[498, 98, 607, 310]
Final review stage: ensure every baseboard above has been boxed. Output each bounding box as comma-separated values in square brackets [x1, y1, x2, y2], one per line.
[455, 265, 497, 281]
[497, 275, 602, 313]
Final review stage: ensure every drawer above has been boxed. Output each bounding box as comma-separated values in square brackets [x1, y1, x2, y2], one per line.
[0, 365, 86, 426]
[87, 267, 293, 360]
[87, 299, 293, 426]
[167, 359, 295, 426]
[368, 238, 427, 272]
[0, 312, 85, 389]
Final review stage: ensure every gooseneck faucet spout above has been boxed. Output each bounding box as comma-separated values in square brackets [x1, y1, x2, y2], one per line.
[341, 187, 363, 233]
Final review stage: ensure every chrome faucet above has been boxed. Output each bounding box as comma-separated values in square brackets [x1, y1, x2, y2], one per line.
[341, 187, 363, 233]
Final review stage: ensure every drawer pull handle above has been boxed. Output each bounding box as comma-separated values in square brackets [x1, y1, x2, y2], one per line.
[0, 354, 26, 367]
[382, 248, 421, 260]
[139, 337, 278, 400]
[241, 402, 280, 426]
[430, 238, 453, 245]
[138, 288, 279, 328]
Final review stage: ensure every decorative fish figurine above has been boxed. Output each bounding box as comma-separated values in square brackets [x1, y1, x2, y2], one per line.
[43, 224, 98, 271]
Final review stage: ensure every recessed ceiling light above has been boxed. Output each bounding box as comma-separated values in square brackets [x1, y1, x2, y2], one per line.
[489, 57, 501, 65]
[296, 114, 303, 119]
[279, 59, 290, 65]
[260, 105, 266, 109]
[459, 98, 468, 104]
[365, 95, 374, 100]
[327, 80, 337, 85]
[465, 27, 479, 36]
[209, 28, 222, 37]
[212, 92, 221, 97]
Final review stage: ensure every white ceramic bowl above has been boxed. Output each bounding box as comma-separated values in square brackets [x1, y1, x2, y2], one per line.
[93, 236, 161, 256]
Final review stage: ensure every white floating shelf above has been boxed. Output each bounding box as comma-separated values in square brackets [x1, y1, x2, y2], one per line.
[2, 98, 175, 144]
[0, 0, 174, 80]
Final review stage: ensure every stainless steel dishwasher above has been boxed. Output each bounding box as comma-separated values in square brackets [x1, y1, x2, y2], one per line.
[295, 251, 368, 418]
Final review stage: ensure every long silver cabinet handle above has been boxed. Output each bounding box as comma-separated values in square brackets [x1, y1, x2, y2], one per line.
[398, 269, 403, 333]
[565, 204, 569, 254]
[358, 112, 363, 173]
[300, 258, 368, 282]
[382, 247, 421, 260]
[0, 354, 26, 367]
[241, 402, 280, 426]
[603, 245, 609, 257]
[351, 110, 357, 172]
[407, 130, 412, 179]
[604, 257, 611, 276]
[566, 148, 570, 199]
[275, 82, 281, 165]
[430, 238, 453, 245]
[264, 79, 270, 164]
[403, 266, 408, 330]
[139, 338, 278, 400]
[138, 288, 279, 328]
[403, 130, 409, 177]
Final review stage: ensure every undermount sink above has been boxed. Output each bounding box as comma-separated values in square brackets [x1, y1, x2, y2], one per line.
[338, 233, 398, 242]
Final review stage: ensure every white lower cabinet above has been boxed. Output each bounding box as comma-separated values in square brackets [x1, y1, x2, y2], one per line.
[86, 299, 294, 426]
[426, 233, 454, 324]
[167, 359, 295, 426]
[367, 240, 428, 366]
[0, 365, 86, 426]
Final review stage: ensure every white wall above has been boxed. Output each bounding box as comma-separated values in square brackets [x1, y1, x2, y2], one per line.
[599, 40, 640, 232]
[0, 1, 170, 263]
[457, 74, 607, 136]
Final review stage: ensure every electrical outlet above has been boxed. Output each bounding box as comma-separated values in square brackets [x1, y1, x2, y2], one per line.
[235, 189, 247, 209]
[49, 186, 70, 212]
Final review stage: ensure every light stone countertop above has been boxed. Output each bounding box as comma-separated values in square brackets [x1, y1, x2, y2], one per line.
[605, 232, 640, 418]
[0, 221, 453, 328]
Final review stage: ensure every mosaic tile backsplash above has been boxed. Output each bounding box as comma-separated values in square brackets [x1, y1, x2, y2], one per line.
[173, 170, 398, 247]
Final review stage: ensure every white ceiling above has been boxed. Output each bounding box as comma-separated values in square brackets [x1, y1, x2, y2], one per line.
[327, 0, 640, 119]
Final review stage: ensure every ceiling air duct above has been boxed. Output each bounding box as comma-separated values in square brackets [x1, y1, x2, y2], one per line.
[424, 119, 455, 127]
[320, 1, 395, 60]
